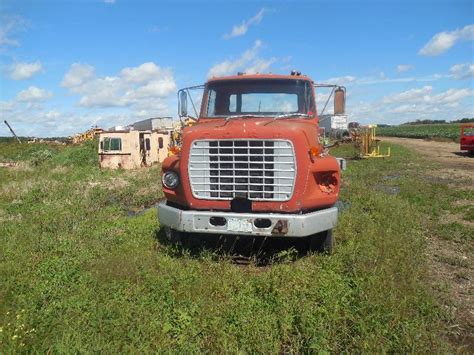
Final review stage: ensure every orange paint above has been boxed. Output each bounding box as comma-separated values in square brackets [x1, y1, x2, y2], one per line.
[162, 74, 341, 213]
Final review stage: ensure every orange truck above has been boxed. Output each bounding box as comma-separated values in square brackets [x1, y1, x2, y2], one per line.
[158, 72, 346, 253]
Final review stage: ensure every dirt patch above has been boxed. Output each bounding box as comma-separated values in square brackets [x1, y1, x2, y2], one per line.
[0, 162, 18, 168]
[382, 137, 474, 178]
[425, 235, 473, 351]
[426, 168, 473, 185]
[384, 137, 474, 351]
[374, 184, 400, 195]
[51, 165, 70, 174]
[86, 177, 130, 190]
[9, 161, 33, 172]
[453, 200, 474, 207]
[441, 213, 474, 228]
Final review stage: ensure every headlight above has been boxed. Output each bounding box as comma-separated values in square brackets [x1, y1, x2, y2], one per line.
[162, 171, 179, 189]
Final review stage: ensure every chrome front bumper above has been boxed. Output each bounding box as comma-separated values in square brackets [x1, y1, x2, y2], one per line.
[157, 202, 338, 237]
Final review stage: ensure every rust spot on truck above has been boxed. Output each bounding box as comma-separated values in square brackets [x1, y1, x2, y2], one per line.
[271, 220, 288, 235]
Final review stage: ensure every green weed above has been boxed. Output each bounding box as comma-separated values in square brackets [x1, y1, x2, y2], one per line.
[0, 141, 460, 352]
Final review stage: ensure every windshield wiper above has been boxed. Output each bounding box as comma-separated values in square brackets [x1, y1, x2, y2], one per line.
[225, 114, 268, 120]
[273, 113, 310, 120]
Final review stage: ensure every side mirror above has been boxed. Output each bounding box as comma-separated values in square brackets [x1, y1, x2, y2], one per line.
[179, 91, 188, 117]
[334, 87, 345, 115]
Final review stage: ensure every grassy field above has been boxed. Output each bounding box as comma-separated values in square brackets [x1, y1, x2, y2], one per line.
[377, 123, 462, 141]
[1, 139, 471, 352]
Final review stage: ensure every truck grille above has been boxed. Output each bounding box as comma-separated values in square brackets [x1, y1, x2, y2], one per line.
[188, 140, 296, 201]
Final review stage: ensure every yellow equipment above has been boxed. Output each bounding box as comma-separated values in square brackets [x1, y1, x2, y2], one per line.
[72, 127, 103, 144]
[168, 117, 197, 156]
[358, 125, 390, 158]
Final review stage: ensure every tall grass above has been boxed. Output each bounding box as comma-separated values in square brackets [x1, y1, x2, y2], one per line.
[0, 141, 452, 352]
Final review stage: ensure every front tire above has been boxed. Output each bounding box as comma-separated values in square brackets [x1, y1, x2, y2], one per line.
[308, 229, 334, 254]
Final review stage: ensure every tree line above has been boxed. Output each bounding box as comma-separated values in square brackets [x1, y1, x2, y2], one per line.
[401, 118, 474, 125]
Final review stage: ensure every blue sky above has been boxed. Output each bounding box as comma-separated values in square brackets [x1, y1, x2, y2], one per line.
[0, 0, 473, 137]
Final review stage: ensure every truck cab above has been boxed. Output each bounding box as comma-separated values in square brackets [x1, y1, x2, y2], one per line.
[460, 124, 474, 152]
[158, 72, 345, 252]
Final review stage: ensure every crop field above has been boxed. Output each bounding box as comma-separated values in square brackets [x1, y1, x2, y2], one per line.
[1, 140, 472, 352]
[377, 123, 461, 141]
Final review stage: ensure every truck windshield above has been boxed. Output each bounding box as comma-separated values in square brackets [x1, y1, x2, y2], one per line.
[462, 127, 474, 136]
[205, 79, 314, 118]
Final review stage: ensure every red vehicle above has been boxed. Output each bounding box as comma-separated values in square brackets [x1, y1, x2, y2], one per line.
[460, 124, 474, 152]
[158, 72, 346, 253]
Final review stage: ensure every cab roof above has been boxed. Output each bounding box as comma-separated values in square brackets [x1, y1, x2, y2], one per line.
[207, 73, 313, 83]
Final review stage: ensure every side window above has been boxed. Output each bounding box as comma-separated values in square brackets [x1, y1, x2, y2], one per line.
[229, 94, 236, 113]
[100, 141, 104, 150]
[207, 89, 217, 116]
[110, 138, 122, 151]
[145, 138, 151, 151]
[463, 127, 474, 136]
[158, 137, 164, 149]
[103, 137, 122, 151]
[103, 138, 110, 151]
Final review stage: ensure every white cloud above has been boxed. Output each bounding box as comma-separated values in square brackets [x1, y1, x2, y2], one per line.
[62, 61, 176, 109]
[321, 72, 445, 87]
[0, 105, 180, 137]
[382, 86, 472, 106]
[388, 104, 423, 114]
[449, 63, 474, 80]
[1, 109, 88, 137]
[3, 61, 177, 137]
[382, 86, 433, 104]
[396, 64, 413, 73]
[8, 61, 43, 80]
[61, 63, 95, 88]
[1, 101, 110, 135]
[244, 58, 277, 74]
[77, 76, 126, 107]
[43, 110, 61, 120]
[0, 100, 17, 112]
[16, 86, 53, 102]
[208, 40, 276, 78]
[347, 84, 474, 125]
[432, 88, 472, 104]
[121, 62, 168, 83]
[223, 8, 266, 39]
[126, 78, 177, 99]
[323, 76, 357, 85]
[0, 15, 29, 48]
[419, 24, 474, 56]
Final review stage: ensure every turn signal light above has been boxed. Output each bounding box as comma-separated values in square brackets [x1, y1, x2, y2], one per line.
[309, 146, 320, 157]
[169, 146, 181, 156]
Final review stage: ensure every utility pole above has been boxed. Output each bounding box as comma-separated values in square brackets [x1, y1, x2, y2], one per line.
[4, 120, 22, 144]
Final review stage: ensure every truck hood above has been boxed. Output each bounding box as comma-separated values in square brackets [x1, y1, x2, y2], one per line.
[184, 118, 319, 145]
[165, 116, 339, 213]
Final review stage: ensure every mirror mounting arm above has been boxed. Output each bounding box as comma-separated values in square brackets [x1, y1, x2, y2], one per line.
[178, 84, 205, 119]
[313, 84, 346, 116]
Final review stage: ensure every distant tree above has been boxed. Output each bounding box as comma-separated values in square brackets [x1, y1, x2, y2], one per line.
[451, 118, 474, 123]
[401, 119, 446, 125]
